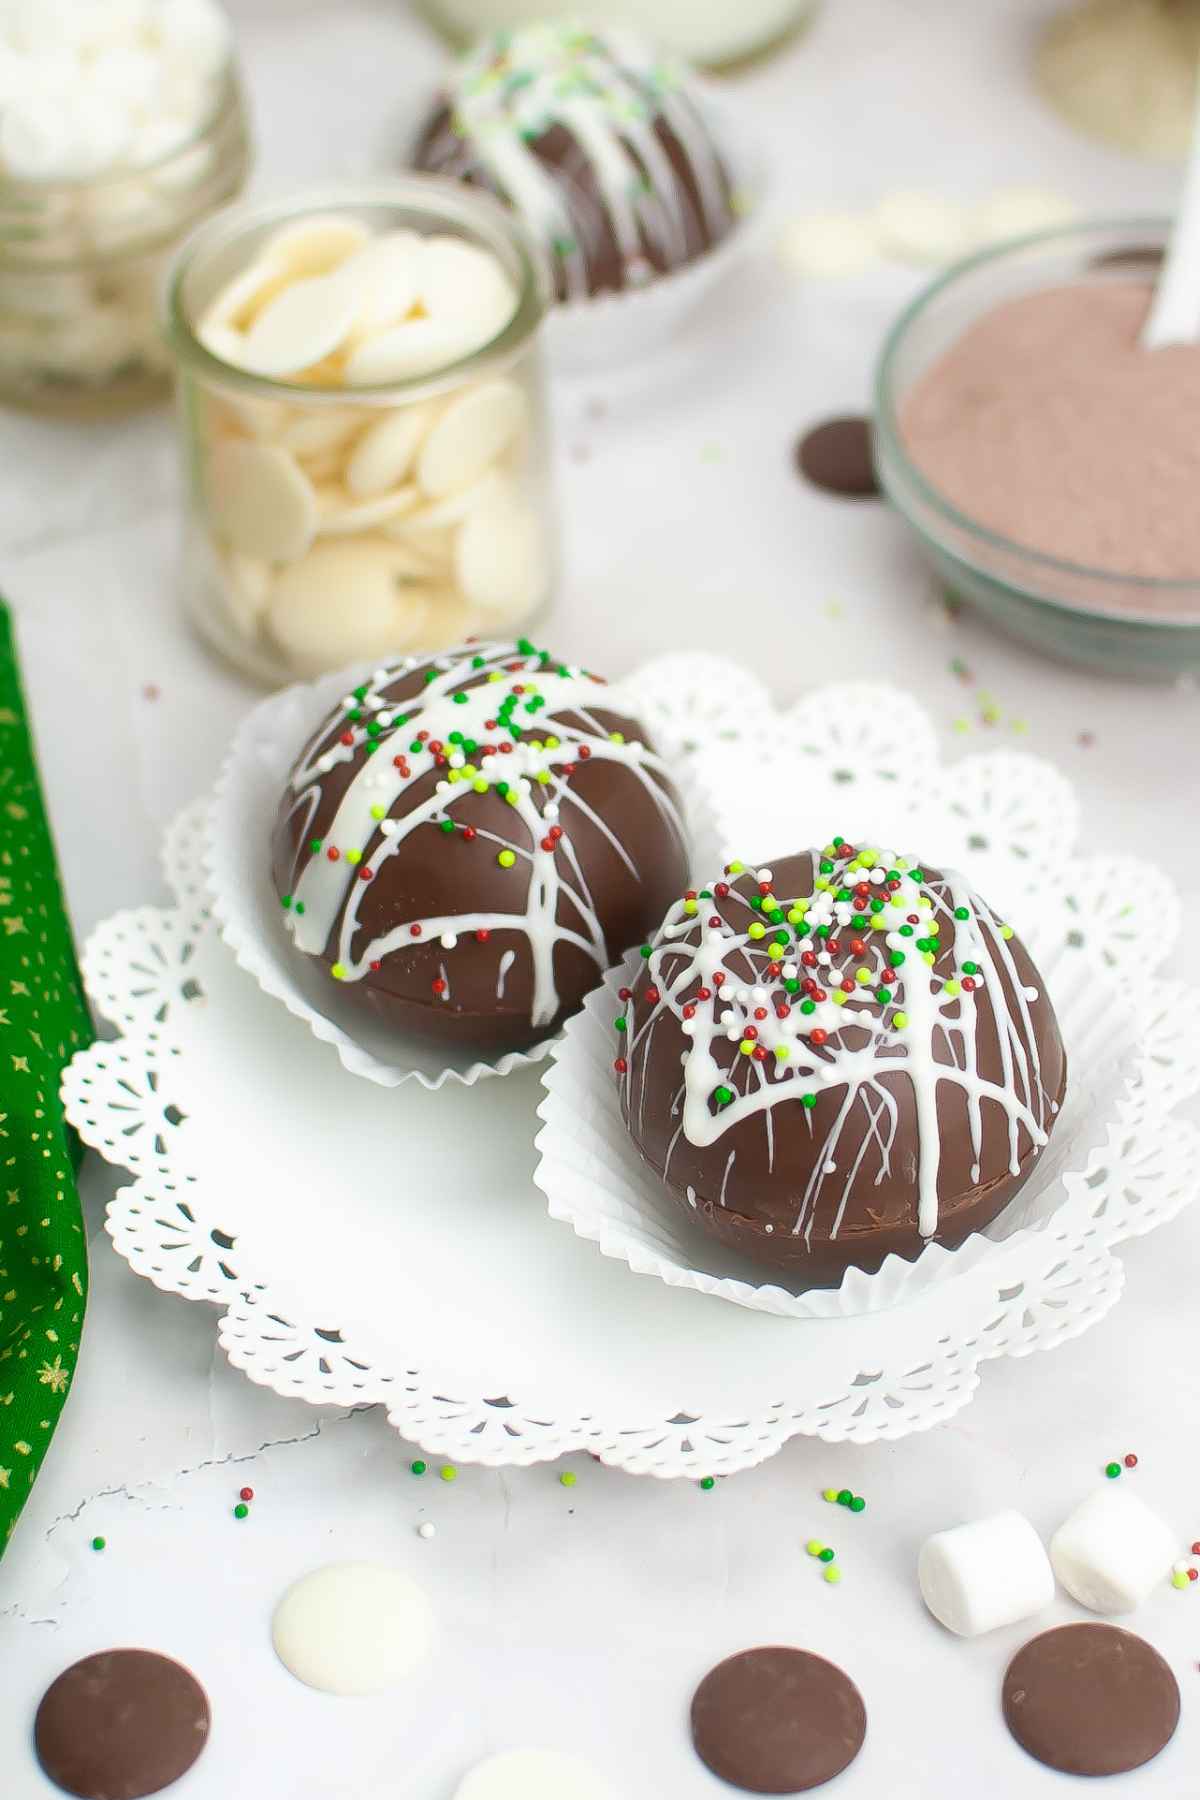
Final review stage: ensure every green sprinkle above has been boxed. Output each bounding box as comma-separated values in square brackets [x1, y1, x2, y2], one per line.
[294, 902, 304, 915]
[954, 906, 970, 920]
[439, 819, 454, 834]
[800, 999, 816, 1015]
[962, 961, 979, 975]
[614, 1017, 628, 1032]
[875, 988, 890, 1003]
[91, 1535, 105, 1552]
[440, 1465, 458, 1483]
[309, 839, 322, 855]
[410, 1460, 427, 1475]
[233, 1503, 249, 1520]
[640, 945, 653, 959]
[699, 1477, 716, 1491]
[714, 1086, 733, 1106]
[849, 1496, 866, 1513]
[801, 1093, 818, 1109]
[837, 1489, 852, 1506]
[911, 870, 925, 882]
[785, 979, 800, 994]
[889, 951, 906, 967]
[1106, 1462, 1122, 1480]
[818, 1547, 836, 1563]
[281, 895, 292, 910]
[453, 691, 468, 704]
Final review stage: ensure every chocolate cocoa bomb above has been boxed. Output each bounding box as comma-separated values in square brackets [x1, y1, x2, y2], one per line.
[411, 23, 738, 303]
[617, 845, 1066, 1284]
[271, 641, 689, 1052]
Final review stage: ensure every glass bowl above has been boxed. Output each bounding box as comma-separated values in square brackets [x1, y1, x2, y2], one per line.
[873, 218, 1200, 678]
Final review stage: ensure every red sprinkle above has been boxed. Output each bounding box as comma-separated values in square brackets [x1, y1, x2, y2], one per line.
[682, 1004, 696, 1020]
[754, 1007, 767, 1021]
[613, 1057, 627, 1074]
[500, 742, 513, 754]
[644, 987, 660, 1005]
[743, 1026, 758, 1041]
[752, 1045, 767, 1061]
[841, 978, 855, 993]
[1192, 1542, 1200, 1557]
[709, 915, 722, 928]
[801, 952, 818, 968]
[811, 1029, 828, 1046]
[697, 987, 711, 1001]
[370, 960, 380, 972]
[1124, 1454, 1138, 1469]
[359, 867, 373, 881]
[712, 972, 725, 988]
[962, 977, 977, 992]
[326, 847, 340, 862]
[578, 745, 591, 759]
[618, 987, 632, 1001]
[431, 978, 446, 995]
[475, 929, 490, 942]
[239, 1487, 254, 1503]
[541, 836, 555, 852]
[776, 1004, 791, 1019]
[1190, 1570, 1198, 1583]
[410, 924, 422, 937]
[851, 939, 866, 956]
[714, 883, 730, 899]
[462, 826, 477, 841]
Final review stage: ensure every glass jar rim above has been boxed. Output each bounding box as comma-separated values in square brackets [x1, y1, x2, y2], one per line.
[872, 213, 1200, 610]
[0, 60, 242, 200]
[163, 176, 551, 407]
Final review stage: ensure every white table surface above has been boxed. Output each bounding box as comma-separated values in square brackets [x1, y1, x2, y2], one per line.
[3, 2, 1200, 1795]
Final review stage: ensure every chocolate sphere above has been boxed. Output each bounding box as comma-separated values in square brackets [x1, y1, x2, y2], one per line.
[411, 23, 739, 302]
[271, 640, 689, 1052]
[617, 845, 1067, 1284]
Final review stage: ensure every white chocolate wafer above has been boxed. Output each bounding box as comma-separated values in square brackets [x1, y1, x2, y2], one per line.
[208, 441, 317, 562]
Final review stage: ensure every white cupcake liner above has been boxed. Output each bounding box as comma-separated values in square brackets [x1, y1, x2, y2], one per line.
[534, 904, 1172, 1320]
[204, 658, 564, 1090]
[539, 93, 770, 374]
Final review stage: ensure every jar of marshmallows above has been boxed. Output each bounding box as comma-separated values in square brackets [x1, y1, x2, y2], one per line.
[0, 0, 251, 415]
[163, 180, 557, 683]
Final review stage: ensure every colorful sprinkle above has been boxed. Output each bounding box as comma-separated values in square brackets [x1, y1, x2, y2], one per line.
[1105, 1462, 1122, 1479]
[440, 1465, 458, 1482]
[233, 1503, 249, 1520]
[699, 1476, 716, 1491]
[90, 1536, 105, 1552]
[411, 1460, 427, 1476]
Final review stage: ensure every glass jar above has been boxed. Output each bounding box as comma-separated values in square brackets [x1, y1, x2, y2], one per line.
[415, 0, 818, 68]
[0, 66, 250, 417]
[163, 180, 556, 686]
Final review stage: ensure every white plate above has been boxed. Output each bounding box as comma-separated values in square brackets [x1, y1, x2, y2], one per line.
[61, 665, 1200, 1479]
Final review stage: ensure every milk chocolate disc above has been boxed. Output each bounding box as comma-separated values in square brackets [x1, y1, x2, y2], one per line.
[34, 1649, 211, 1799]
[1003, 1624, 1179, 1778]
[795, 417, 878, 498]
[691, 1646, 867, 1793]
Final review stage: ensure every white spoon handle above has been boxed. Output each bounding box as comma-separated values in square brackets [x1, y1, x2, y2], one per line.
[1142, 65, 1200, 349]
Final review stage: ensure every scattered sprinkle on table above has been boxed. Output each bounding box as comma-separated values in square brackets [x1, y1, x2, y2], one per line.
[410, 1460, 427, 1476]
[1106, 1462, 1122, 1480]
[1124, 1454, 1138, 1469]
[823, 1566, 842, 1585]
[90, 1536, 105, 1553]
[699, 1477, 715, 1491]
[233, 1503, 249, 1520]
[239, 1486, 254, 1502]
[417, 1522, 436, 1541]
[440, 1465, 458, 1483]
[559, 1471, 576, 1488]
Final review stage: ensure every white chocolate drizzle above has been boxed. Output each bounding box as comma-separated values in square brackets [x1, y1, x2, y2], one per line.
[420, 23, 734, 300]
[279, 640, 687, 1029]
[617, 845, 1059, 1242]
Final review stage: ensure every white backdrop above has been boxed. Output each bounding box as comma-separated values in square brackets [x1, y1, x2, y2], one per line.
[2, 2, 1199, 1796]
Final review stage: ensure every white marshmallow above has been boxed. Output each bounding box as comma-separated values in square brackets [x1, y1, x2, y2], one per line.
[918, 1510, 1055, 1638]
[454, 1749, 617, 1800]
[1049, 1486, 1177, 1615]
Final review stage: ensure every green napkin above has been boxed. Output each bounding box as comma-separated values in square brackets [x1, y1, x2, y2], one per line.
[0, 602, 90, 1552]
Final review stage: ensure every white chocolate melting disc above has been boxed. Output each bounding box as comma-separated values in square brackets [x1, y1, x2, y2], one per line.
[207, 442, 317, 563]
[271, 1562, 433, 1696]
[314, 482, 421, 536]
[417, 235, 517, 342]
[403, 468, 511, 535]
[457, 490, 545, 616]
[339, 230, 424, 333]
[267, 537, 433, 676]
[454, 1749, 618, 1800]
[259, 212, 371, 281]
[416, 380, 526, 499]
[235, 273, 360, 379]
[776, 212, 878, 279]
[874, 190, 972, 267]
[274, 406, 363, 458]
[971, 186, 1077, 247]
[343, 315, 481, 386]
[200, 260, 292, 336]
[344, 403, 437, 499]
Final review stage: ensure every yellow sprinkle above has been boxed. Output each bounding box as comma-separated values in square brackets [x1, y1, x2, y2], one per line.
[928, 920, 940, 935]
[727, 861, 744, 874]
[488, 670, 502, 681]
[461, 763, 477, 778]
[370, 805, 385, 820]
[497, 850, 516, 869]
[815, 878, 830, 892]
[923, 951, 935, 965]
[1001, 924, 1014, 940]
[824, 1566, 842, 1585]
[345, 849, 361, 865]
[821, 1488, 838, 1503]
[683, 899, 698, 915]
[506, 790, 519, 806]
[544, 735, 560, 749]
[447, 770, 462, 784]
[740, 1041, 755, 1056]
[855, 968, 871, 985]
[893, 1011, 909, 1029]
[1172, 1571, 1190, 1590]
[952, 718, 970, 735]
[331, 963, 347, 981]
[473, 779, 489, 793]
[609, 731, 625, 744]
[535, 770, 551, 784]
[832, 991, 848, 1006]
[748, 923, 766, 939]
[871, 916, 888, 930]
[774, 1044, 789, 1060]
[806, 1539, 825, 1556]
[944, 979, 960, 998]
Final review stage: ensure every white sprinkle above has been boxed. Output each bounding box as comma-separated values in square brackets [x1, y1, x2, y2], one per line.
[417, 1522, 436, 1540]
[441, 933, 458, 949]
[764, 1223, 775, 1233]
[757, 868, 773, 883]
[544, 802, 559, 821]
[870, 868, 886, 883]
[782, 963, 798, 980]
[318, 754, 334, 774]
[381, 820, 398, 836]
[449, 753, 465, 769]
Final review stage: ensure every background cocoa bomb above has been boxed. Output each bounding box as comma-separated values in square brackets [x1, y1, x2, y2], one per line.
[411, 23, 738, 303]
[272, 642, 689, 1052]
[616, 846, 1066, 1284]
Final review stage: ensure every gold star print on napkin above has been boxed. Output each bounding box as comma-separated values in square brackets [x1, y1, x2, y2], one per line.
[0, 603, 90, 1551]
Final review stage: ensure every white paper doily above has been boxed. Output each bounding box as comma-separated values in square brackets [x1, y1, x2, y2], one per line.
[63, 661, 1200, 1478]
